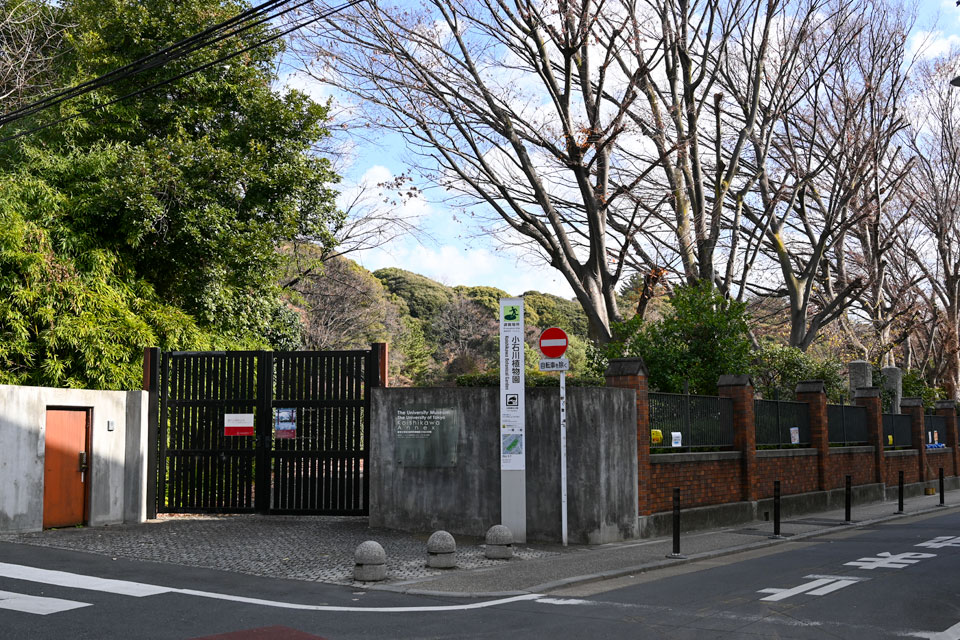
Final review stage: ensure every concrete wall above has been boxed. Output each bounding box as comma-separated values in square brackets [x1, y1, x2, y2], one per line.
[370, 386, 638, 544]
[0, 385, 148, 533]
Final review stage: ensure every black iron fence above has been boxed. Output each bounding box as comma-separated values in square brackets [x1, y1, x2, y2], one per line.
[649, 392, 734, 450]
[827, 404, 869, 445]
[882, 414, 912, 448]
[926, 415, 947, 447]
[755, 399, 811, 447]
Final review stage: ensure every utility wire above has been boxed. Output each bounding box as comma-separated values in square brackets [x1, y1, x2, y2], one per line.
[0, 0, 363, 142]
[0, 0, 292, 126]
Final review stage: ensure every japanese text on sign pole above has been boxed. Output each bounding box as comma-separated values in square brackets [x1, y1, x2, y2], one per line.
[538, 327, 569, 546]
[499, 297, 526, 542]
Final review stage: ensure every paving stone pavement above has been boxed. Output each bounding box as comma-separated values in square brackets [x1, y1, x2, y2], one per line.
[0, 515, 563, 587]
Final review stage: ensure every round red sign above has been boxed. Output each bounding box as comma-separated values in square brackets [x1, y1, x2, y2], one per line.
[538, 327, 569, 359]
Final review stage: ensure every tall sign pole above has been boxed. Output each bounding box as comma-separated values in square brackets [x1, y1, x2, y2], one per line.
[538, 327, 569, 546]
[499, 297, 526, 542]
[560, 365, 567, 546]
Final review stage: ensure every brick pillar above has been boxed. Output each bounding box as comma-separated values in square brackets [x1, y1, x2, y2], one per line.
[605, 358, 650, 516]
[372, 342, 389, 387]
[855, 387, 884, 484]
[718, 375, 757, 502]
[902, 397, 927, 482]
[936, 400, 958, 477]
[797, 380, 829, 491]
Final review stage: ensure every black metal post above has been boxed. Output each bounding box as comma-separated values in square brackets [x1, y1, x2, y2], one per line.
[940, 467, 946, 507]
[898, 470, 904, 513]
[771, 480, 782, 539]
[845, 475, 852, 522]
[144, 347, 160, 520]
[667, 488, 685, 559]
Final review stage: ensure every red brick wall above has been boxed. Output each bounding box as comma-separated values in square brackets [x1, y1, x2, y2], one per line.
[826, 449, 875, 489]
[925, 449, 952, 480]
[884, 453, 920, 485]
[755, 454, 819, 498]
[648, 457, 742, 513]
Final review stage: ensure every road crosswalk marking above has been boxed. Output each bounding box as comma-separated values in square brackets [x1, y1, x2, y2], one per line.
[0, 589, 91, 615]
[0, 562, 545, 614]
[758, 575, 866, 602]
[0, 562, 172, 597]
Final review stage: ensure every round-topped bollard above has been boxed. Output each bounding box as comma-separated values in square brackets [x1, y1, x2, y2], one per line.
[354, 540, 387, 582]
[426, 530, 457, 569]
[484, 524, 513, 560]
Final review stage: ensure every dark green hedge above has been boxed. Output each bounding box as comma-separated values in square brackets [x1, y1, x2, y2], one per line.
[455, 372, 605, 387]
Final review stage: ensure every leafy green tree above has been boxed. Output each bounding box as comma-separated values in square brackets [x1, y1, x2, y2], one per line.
[392, 316, 432, 386]
[0, 0, 342, 388]
[603, 282, 753, 394]
[373, 268, 455, 321]
[522, 291, 589, 339]
[752, 343, 846, 404]
[901, 369, 944, 410]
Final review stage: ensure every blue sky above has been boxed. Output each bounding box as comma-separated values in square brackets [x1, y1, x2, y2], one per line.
[282, 0, 960, 300]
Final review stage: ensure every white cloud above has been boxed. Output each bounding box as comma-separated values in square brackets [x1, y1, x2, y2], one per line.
[908, 30, 960, 60]
[355, 240, 574, 298]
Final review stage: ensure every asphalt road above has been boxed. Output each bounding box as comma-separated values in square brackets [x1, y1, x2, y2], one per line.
[2, 510, 960, 639]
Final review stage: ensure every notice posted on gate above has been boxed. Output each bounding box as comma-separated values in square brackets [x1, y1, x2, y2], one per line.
[395, 407, 460, 467]
[224, 413, 254, 437]
[499, 297, 525, 470]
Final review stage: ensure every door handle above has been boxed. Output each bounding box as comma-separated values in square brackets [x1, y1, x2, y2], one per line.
[78, 451, 88, 472]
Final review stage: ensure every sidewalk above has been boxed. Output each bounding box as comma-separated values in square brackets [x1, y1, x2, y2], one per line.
[2, 490, 956, 598]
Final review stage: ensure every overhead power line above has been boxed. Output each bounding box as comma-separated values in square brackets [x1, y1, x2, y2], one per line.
[0, 0, 365, 143]
[0, 0, 292, 127]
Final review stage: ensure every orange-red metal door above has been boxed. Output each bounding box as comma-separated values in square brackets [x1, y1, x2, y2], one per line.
[43, 409, 90, 528]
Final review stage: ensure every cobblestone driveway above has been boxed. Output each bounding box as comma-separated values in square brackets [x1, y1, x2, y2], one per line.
[0, 516, 560, 587]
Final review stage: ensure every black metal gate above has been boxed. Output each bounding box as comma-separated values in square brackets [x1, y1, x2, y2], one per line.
[146, 348, 379, 516]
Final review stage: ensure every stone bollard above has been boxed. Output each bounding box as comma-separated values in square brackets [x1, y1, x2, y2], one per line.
[484, 525, 513, 560]
[426, 530, 457, 569]
[354, 540, 387, 582]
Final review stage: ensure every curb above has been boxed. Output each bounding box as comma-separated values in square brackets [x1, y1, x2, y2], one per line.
[366, 502, 960, 599]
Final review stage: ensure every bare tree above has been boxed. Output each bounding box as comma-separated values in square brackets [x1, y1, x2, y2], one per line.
[734, 0, 914, 350]
[290, 254, 400, 350]
[904, 53, 960, 399]
[296, 0, 675, 341]
[0, 1, 66, 111]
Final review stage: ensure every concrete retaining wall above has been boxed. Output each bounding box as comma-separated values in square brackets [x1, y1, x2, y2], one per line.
[370, 386, 638, 544]
[0, 385, 148, 533]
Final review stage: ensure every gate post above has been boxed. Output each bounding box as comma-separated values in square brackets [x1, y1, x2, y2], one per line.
[797, 381, 829, 491]
[718, 375, 757, 502]
[605, 358, 649, 516]
[371, 343, 389, 387]
[255, 351, 275, 514]
[854, 387, 884, 484]
[143, 347, 161, 520]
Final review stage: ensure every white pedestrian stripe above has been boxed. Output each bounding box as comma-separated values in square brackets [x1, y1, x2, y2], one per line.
[917, 536, 960, 550]
[0, 562, 172, 597]
[0, 589, 91, 615]
[844, 552, 935, 570]
[758, 575, 864, 602]
[0, 562, 544, 613]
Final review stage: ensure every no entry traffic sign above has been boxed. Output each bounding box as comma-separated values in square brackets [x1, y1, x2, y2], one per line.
[539, 327, 568, 359]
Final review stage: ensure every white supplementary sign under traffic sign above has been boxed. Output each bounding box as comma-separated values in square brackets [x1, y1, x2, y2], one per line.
[539, 357, 569, 372]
